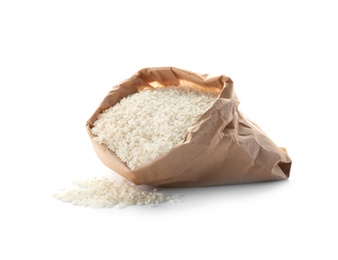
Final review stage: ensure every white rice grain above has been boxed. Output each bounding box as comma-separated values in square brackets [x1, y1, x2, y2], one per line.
[91, 87, 216, 170]
[53, 177, 181, 209]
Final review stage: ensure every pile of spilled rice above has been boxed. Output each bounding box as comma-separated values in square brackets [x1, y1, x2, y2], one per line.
[53, 177, 181, 209]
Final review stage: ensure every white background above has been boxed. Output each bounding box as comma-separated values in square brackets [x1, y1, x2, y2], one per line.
[1, 0, 337, 259]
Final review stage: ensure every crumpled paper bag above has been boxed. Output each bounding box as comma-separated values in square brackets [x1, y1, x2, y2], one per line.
[86, 67, 291, 187]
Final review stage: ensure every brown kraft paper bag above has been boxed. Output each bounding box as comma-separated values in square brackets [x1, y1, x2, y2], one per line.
[86, 67, 291, 187]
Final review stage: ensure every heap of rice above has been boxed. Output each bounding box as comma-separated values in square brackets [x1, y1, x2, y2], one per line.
[53, 177, 181, 208]
[91, 87, 217, 170]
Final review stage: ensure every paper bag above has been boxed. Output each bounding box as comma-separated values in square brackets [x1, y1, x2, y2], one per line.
[86, 67, 291, 187]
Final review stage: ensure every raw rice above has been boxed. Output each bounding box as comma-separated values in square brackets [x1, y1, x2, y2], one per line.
[53, 177, 181, 208]
[91, 87, 216, 170]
